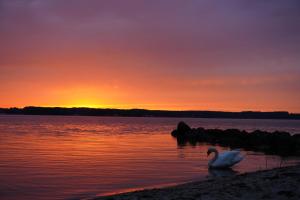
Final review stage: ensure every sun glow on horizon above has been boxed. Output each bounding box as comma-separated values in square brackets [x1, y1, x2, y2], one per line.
[1, 1, 300, 113]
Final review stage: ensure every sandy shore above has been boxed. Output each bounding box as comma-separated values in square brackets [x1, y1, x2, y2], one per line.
[94, 165, 300, 200]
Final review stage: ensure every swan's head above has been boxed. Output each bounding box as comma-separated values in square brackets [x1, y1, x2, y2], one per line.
[207, 147, 216, 156]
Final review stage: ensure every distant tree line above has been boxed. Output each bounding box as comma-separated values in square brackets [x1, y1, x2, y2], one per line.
[0, 106, 299, 119]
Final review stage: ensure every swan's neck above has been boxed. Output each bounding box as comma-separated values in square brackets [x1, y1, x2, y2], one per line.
[209, 149, 219, 167]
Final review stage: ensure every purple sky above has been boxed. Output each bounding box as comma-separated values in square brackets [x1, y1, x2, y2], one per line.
[0, 0, 300, 111]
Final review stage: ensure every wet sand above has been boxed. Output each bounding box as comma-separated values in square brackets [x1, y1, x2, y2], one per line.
[95, 165, 300, 200]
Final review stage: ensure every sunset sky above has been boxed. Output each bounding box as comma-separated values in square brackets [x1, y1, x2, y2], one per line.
[0, 0, 300, 112]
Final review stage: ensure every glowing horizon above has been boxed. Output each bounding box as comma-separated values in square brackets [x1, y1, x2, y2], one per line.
[2, 104, 298, 113]
[1, 1, 300, 112]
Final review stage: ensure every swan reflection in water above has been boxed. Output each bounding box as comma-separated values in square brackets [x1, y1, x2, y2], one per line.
[208, 168, 238, 177]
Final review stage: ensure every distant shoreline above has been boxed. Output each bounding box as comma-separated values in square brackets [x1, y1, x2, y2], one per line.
[0, 106, 299, 120]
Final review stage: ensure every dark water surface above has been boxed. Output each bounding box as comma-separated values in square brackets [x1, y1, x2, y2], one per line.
[0, 115, 299, 200]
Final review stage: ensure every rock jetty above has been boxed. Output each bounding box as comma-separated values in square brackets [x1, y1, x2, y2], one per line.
[171, 122, 300, 156]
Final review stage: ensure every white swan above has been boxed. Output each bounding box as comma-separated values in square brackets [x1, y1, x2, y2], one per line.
[207, 147, 244, 168]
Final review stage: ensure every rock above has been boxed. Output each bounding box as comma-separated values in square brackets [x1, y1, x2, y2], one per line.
[170, 122, 300, 156]
[292, 133, 300, 140]
[171, 130, 178, 137]
[176, 121, 191, 135]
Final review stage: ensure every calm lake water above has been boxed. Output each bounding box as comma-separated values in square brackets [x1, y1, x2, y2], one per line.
[0, 115, 299, 200]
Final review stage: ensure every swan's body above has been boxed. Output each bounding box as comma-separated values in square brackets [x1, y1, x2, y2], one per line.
[207, 147, 244, 168]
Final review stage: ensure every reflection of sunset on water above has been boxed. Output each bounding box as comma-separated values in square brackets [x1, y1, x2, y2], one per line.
[1, 116, 299, 200]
